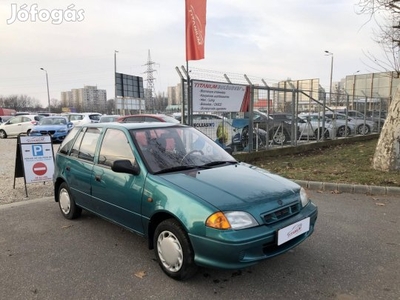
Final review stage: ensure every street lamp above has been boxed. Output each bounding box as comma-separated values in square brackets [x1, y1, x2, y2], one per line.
[40, 68, 51, 113]
[324, 50, 334, 106]
[114, 50, 118, 114]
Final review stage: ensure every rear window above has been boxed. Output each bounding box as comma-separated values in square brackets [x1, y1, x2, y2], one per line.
[89, 114, 101, 122]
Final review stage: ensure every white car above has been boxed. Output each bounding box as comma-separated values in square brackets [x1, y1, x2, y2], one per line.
[0, 115, 42, 138]
[65, 112, 101, 126]
[298, 114, 334, 140]
[332, 109, 378, 134]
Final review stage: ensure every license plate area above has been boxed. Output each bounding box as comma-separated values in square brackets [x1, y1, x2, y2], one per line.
[277, 217, 310, 246]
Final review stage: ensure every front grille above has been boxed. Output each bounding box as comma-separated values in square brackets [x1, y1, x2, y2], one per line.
[39, 130, 56, 135]
[262, 203, 300, 224]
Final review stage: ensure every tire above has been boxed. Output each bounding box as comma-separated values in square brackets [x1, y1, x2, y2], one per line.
[154, 219, 198, 280]
[315, 128, 330, 140]
[240, 126, 249, 149]
[357, 124, 370, 135]
[336, 126, 350, 137]
[58, 182, 82, 220]
[269, 128, 289, 145]
[0, 130, 7, 139]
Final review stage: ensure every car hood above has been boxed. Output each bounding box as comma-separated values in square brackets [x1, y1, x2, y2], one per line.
[158, 163, 300, 211]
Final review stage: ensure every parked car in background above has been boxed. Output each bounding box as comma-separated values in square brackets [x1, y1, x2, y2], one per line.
[65, 112, 102, 126]
[53, 122, 318, 280]
[0, 116, 12, 124]
[332, 109, 379, 134]
[298, 113, 331, 140]
[117, 114, 179, 124]
[99, 115, 120, 123]
[321, 112, 356, 137]
[0, 115, 41, 138]
[29, 116, 74, 143]
[233, 110, 294, 147]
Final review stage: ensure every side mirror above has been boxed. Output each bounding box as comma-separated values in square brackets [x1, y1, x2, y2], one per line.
[67, 122, 74, 128]
[112, 159, 140, 176]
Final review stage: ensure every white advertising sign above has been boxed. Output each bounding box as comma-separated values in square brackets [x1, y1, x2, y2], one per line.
[20, 136, 54, 184]
[192, 80, 247, 112]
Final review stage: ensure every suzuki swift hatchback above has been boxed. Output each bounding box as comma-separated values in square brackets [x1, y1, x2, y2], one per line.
[53, 122, 318, 280]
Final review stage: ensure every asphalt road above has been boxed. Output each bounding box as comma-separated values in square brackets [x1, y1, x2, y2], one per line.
[0, 191, 399, 300]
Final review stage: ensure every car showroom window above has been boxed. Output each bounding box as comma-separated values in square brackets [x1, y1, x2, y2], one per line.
[98, 128, 135, 167]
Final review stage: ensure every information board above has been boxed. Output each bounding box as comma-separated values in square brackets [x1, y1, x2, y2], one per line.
[19, 135, 55, 184]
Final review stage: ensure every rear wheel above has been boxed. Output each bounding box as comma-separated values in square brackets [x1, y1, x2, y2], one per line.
[357, 124, 371, 135]
[58, 182, 82, 219]
[154, 219, 197, 280]
[0, 130, 7, 139]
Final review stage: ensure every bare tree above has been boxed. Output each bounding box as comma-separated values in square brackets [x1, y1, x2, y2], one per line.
[357, 0, 400, 75]
[357, 0, 400, 171]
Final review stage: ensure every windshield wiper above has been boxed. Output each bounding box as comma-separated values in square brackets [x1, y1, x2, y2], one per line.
[201, 160, 237, 167]
[153, 165, 197, 175]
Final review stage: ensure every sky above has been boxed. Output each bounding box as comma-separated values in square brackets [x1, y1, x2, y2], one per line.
[0, 0, 387, 108]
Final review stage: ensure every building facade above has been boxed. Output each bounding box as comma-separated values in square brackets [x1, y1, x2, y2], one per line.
[61, 85, 107, 113]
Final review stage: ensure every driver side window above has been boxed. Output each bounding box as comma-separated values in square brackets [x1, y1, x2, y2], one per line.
[98, 129, 135, 167]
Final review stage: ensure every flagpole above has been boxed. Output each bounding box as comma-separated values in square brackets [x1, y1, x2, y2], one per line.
[186, 60, 192, 126]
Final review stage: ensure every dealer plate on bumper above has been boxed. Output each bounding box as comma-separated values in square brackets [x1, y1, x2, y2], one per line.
[277, 217, 310, 246]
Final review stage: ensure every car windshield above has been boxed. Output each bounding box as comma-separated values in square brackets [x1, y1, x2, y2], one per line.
[131, 126, 236, 174]
[39, 117, 67, 125]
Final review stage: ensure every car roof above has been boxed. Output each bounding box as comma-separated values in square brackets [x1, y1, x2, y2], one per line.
[68, 112, 101, 115]
[81, 121, 185, 130]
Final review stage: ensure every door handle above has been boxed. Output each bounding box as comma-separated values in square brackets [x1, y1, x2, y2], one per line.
[66, 166, 70, 171]
[95, 175, 101, 182]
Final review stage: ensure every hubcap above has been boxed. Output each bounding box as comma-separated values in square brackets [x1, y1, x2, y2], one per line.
[59, 188, 71, 215]
[273, 132, 286, 144]
[157, 230, 183, 272]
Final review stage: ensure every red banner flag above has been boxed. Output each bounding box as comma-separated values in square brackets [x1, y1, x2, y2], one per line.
[185, 0, 207, 61]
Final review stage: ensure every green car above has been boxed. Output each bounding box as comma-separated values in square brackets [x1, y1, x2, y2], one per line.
[53, 122, 318, 280]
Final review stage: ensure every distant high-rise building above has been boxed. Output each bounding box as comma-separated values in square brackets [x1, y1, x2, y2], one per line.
[61, 85, 107, 112]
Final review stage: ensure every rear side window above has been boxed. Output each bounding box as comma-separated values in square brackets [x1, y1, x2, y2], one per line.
[69, 127, 101, 162]
[59, 127, 81, 154]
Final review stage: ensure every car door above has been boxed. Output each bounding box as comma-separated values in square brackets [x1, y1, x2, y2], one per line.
[65, 127, 100, 209]
[91, 128, 145, 234]
[4, 116, 23, 136]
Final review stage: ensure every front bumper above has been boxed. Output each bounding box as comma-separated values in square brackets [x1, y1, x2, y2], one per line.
[189, 201, 318, 270]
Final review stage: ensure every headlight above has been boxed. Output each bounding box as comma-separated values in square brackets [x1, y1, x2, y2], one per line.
[300, 187, 310, 207]
[206, 211, 258, 230]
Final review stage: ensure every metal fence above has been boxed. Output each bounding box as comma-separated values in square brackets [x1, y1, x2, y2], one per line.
[182, 71, 388, 153]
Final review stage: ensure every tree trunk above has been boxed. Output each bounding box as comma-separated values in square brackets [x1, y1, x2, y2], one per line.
[372, 85, 400, 171]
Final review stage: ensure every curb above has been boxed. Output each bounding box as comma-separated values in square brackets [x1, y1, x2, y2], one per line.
[294, 180, 400, 196]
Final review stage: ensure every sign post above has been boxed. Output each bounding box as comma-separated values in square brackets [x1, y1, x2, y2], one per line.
[14, 134, 55, 197]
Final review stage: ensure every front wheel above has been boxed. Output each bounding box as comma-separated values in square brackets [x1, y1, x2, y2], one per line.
[154, 219, 197, 280]
[336, 126, 351, 137]
[269, 128, 289, 145]
[58, 182, 82, 219]
[0, 130, 7, 139]
[315, 128, 330, 140]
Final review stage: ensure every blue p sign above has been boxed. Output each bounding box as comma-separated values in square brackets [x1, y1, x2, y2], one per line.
[32, 145, 43, 157]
